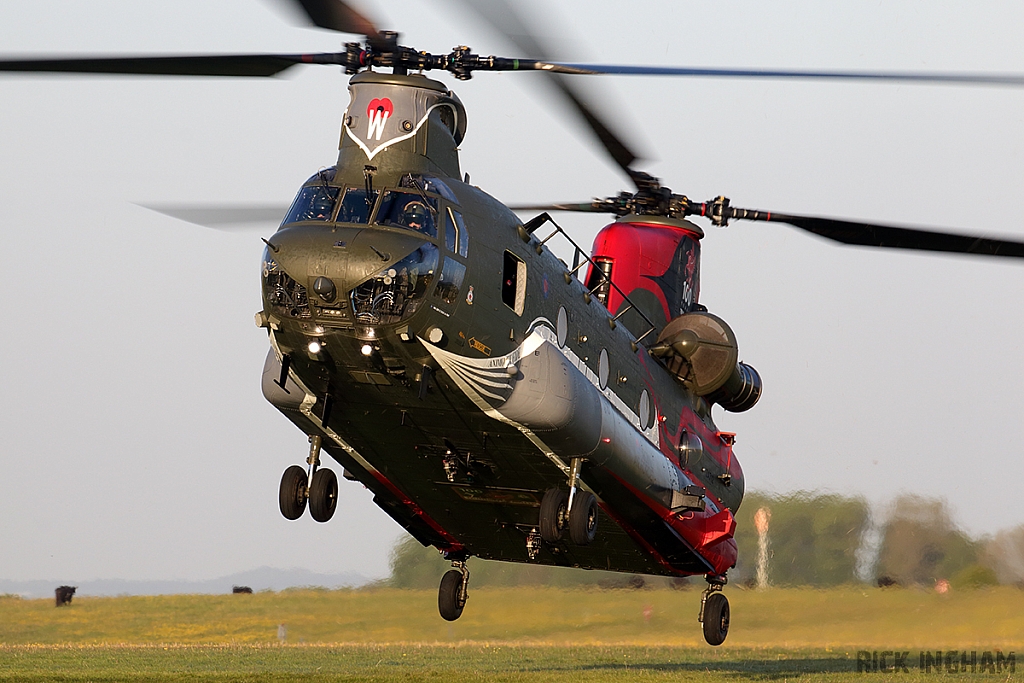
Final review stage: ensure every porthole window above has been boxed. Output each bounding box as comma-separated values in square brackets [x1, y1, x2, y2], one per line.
[598, 349, 609, 389]
[639, 390, 651, 430]
[679, 431, 704, 468]
[556, 306, 568, 347]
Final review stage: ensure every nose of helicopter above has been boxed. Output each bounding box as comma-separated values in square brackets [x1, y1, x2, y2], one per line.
[263, 223, 434, 309]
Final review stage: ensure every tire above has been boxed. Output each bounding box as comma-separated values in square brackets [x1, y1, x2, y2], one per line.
[309, 468, 339, 523]
[569, 490, 599, 545]
[539, 488, 568, 543]
[438, 569, 466, 621]
[279, 465, 308, 520]
[702, 592, 730, 646]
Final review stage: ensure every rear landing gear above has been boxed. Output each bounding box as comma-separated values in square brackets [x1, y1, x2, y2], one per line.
[539, 488, 568, 543]
[552, 458, 597, 546]
[699, 577, 730, 646]
[569, 491, 598, 545]
[278, 434, 338, 523]
[438, 558, 470, 621]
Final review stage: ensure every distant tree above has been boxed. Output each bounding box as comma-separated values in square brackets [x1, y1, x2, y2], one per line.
[981, 524, 1024, 585]
[875, 495, 977, 585]
[950, 564, 998, 589]
[733, 492, 869, 586]
[390, 491, 873, 588]
[388, 536, 448, 589]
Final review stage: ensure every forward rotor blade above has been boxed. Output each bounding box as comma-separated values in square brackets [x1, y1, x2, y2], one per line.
[141, 204, 289, 229]
[447, 0, 641, 182]
[548, 63, 1024, 87]
[767, 213, 1024, 258]
[0, 53, 344, 77]
[286, 0, 391, 49]
[290, 0, 379, 37]
[509, 202, 609, 213]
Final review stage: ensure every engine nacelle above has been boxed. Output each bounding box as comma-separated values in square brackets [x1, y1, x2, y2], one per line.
[708, 362, 762, 413]
[651, 311, 762, 413]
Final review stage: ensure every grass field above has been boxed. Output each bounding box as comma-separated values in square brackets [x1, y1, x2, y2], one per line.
[0, 587, 1020, 680]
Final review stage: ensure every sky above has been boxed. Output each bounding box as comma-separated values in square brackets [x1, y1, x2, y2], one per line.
[1, 0, 1024, 583]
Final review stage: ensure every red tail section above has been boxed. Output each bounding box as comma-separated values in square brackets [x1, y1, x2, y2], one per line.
[585, 216, 703, 332]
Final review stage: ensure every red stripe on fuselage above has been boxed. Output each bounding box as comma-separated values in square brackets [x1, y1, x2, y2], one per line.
[367, 469, 464, 551]
[604, 469, 736, 576]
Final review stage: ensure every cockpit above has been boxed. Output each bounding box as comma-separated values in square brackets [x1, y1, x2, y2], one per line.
[280, 170, 460, 242]
[266, 170, 470, 327]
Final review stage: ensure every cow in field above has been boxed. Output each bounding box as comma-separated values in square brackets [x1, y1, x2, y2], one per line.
[55, 586, 76, 606]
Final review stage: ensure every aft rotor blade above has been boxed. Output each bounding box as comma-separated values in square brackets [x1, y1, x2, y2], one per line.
[547, 63, 1024, 87]
[0, 53, 345, 77]
[772, 214, 1024, 258]
[141, 204, 289, 229]
[447, 0, 641, 182]
[713, 203, 1024, 258]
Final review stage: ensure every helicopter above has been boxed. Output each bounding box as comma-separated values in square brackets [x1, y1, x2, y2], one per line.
[5, 0, 1024, 646]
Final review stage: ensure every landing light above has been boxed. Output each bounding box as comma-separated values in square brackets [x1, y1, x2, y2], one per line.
[360, 344, 374, 356]
[308, 340, 322, 354]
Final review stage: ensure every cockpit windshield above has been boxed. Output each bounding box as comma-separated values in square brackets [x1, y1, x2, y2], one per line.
[349, 243, 439, 325]
[375, 190, 439, 238]
[336, 187, 379, 224]
[282, 184, 340, 224]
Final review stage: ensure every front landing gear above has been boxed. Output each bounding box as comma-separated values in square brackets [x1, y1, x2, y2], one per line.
[438, 557, 470, 621]
[699, 577, 730, 646]
[278, 434, 338, 523]
[279, 465, 307, 520]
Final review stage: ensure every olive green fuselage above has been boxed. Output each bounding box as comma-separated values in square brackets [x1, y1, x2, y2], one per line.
[259, 72, 744, 577]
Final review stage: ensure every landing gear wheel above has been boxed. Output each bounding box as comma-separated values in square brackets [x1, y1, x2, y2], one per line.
[279, 465, 307, 520]
[309, 468, 339, 523]
[702, 592, 730, 646]
[569, 490, 599, 545]
[539, 488, 568, 543]
[438, 569, 467, 621]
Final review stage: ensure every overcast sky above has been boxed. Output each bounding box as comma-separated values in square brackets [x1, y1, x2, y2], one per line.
[1, 0, 1023, 583]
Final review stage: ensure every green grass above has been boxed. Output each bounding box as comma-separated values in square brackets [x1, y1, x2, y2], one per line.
[0, 587, 1020, 681]
[0, 645, 1017, 682]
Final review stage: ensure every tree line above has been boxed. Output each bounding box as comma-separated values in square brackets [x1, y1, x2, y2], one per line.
[387, 492, 1024, 588]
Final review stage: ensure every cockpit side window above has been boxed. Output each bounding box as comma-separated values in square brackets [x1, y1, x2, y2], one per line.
[434, 258, 467, 305]
[444, 209, 457, 252]
[399, 173, 459, 204]
[282, 185, 340, 225]
[450, 208, 469, 257]
[337, 187, 379, 224]
[375, 190, 439, 238]
[419, 175, 459, 203]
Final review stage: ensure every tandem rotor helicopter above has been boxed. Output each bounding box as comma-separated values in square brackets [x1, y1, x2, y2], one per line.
[6, 0, 1024, 646]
